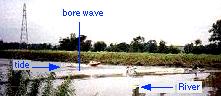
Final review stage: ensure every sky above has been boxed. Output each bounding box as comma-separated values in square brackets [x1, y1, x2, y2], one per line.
[1, 0, 221, 46]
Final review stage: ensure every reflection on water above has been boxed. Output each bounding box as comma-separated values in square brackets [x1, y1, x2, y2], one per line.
[0, 59, 221, 96]
[203, 72, 221, 96]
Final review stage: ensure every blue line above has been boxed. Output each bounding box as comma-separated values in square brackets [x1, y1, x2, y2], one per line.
[152, 87, 173, 88]
[32, 67, 49, 68]
[78, 22, 81, 71]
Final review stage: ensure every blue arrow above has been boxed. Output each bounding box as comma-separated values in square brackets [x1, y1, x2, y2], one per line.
[49, 63, 60, 71]
[32, 63, 60, 71]
[141, 84, 173, 91]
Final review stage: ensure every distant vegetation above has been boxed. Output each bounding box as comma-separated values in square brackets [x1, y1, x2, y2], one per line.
[1, 50, 221, 68]
[0, 19, 221, 55]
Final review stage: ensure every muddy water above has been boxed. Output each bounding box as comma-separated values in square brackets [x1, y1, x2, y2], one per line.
[0, 59, 221, 96]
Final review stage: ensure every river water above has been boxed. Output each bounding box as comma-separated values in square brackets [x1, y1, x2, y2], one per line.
[0, 58, 221, 96]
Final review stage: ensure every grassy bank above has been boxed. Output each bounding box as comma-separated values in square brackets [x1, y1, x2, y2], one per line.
[0, 50, 221, 68]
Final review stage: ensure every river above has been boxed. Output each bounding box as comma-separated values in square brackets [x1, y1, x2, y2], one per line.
[0, 58, 220, 96]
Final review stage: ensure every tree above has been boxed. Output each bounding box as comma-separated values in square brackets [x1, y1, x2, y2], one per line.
[191, 39, 204, 54]
[93, 41, 107, 52]
[184, 43, 194, 53]
[59, 34, 75, 51]
[0, 40, 3, 50]
[192, 45, 205, 54]
[129, 36, 145, 52]
[28, 43, 52, 50]
[204, 43, 220, 54]
[146, 40, 157, 53]
[81, 40, 92, 51]
[59, 33, 91, 51]
[208, 19, 221, 54]
[106, 43, 120, 52]
[195, 39, 202, 46]
[209, 20, 221, 46]
[168, 45, 181, 54]
[158, 40, 167, 53]
[117, 42, 130, 52]
[106, 44, 116, 52]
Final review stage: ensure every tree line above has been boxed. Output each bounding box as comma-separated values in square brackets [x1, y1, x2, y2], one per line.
[1, 19, 221, 54]
[0, 34, 182, 54]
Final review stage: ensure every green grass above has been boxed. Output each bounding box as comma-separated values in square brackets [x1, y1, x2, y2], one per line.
[0, 50, 221, 68]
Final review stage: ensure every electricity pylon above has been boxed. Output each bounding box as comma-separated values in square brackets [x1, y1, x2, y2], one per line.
[20, 3, 28, 48]
[20, 3, 28, 44]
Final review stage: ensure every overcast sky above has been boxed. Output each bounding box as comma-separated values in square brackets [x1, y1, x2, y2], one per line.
[1, 0, 221, 46]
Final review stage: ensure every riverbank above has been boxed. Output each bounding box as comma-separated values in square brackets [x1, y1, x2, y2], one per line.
[0, 50, 221, 68]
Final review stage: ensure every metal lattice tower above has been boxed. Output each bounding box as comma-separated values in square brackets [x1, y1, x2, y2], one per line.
[20, 3, 28, 44]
